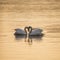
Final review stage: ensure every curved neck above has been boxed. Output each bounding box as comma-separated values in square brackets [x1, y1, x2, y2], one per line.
[24, 26, 32, 36]
[28, 27, 32, 34]
[24, 27, 28, 34]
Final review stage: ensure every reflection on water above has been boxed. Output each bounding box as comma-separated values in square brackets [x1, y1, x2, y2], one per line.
[14, 34, 44, 45]
[14, 34, 27, 40]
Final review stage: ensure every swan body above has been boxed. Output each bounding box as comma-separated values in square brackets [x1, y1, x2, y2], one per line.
[14, 26, 28, 35]
[29, 29, 42, 35]
[14, 28, 26, 35]
[28, 26, 43, 36]
[14, 26, 43, 36]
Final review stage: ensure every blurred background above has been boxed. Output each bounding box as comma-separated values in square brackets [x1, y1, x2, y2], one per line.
[0, 0, 60, 60]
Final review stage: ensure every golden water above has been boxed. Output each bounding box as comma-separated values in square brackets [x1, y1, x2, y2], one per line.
[0, 0, 60, 60]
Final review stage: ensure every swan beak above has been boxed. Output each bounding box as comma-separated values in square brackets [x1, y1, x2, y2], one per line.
[14, 29, 16, 31]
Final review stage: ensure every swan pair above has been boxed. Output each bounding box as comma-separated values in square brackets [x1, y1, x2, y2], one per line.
[14, 26, 43, 36]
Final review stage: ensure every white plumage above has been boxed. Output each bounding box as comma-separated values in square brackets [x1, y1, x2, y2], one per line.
[29, 28, 43, 35]
[14, 28, 26, 35]
[14, 26, 43, 36]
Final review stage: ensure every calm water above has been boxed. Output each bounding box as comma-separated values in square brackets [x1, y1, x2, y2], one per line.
[0, 0, 60, 60]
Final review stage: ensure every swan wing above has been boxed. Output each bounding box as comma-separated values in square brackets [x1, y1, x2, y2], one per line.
[14, 28, 26, 35]
[30, 29, 42, 35]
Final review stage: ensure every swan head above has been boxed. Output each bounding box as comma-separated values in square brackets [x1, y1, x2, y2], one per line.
[28, 26, 32, 33]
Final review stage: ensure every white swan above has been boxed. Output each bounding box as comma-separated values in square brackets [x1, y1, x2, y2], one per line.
[14, 27, 28, 35]
[28, 26, 43, 36]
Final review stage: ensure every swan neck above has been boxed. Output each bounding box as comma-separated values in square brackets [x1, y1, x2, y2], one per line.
[24, 27, 29, 34]
[29, 27, 32, 34]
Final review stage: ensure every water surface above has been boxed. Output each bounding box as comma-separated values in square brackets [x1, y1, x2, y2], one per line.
[0, 0, 60, 60]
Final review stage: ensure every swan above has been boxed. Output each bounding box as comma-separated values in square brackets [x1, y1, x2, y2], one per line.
[14, 27, 28, 35]
[28, 26, 43, 36]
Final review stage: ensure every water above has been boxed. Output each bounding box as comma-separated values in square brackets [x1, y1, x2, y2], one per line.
[0, 0, 60, 60]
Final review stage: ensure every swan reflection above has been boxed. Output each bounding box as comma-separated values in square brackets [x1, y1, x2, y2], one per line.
[14, 34, 27, 40]
[14, 33, 44, 45]
[25, 37, 32, 45]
